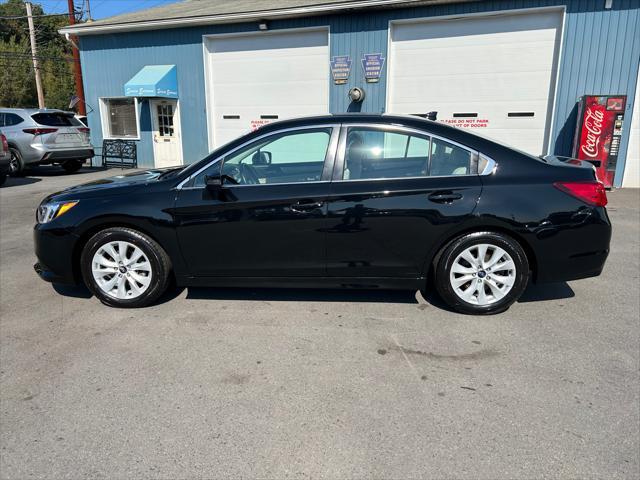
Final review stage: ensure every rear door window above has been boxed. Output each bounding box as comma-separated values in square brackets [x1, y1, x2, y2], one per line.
[31, 112, 80, 127]
[430, 137, 475, 176]
[341, 128, 431, 180]
[4, 113, 24, 126]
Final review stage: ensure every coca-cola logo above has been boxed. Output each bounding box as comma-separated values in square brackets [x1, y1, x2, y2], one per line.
[581, 107, 605, 158]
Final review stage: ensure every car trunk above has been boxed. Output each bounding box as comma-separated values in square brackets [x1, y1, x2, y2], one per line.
[30, 112, 90, 150]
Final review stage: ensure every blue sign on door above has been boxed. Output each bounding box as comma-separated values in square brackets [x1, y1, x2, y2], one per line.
[330, 55, 352, 85]
[361, 53, 385, 83]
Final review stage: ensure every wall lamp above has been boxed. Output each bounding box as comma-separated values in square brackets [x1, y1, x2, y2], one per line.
[258, 21, 269, 31]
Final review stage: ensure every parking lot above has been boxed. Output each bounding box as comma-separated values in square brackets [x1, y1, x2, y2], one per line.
[0, 167, 638, 479]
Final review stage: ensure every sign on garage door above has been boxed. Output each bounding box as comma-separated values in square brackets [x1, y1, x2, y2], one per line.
[205, 29, 329, 148]
[388, 10, 563, 155]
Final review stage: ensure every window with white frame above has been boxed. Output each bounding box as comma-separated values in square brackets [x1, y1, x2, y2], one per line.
[100, 98, 139, 139]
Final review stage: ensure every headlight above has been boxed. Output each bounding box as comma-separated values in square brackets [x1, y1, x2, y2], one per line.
[36, 200, 79, 224]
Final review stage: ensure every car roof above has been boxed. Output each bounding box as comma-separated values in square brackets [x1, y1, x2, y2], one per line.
[0, 108, 70, 115]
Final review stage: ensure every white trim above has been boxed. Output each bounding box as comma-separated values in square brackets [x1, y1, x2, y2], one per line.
[545, 6, 567, 156]
[98, 96, 141, 141]
[386, 5, 566, 154]
[59, 0, 444, 36]
[202, 26, 330, 152]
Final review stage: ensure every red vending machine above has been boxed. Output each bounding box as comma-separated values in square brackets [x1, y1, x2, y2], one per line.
[572, 95, 627, 187]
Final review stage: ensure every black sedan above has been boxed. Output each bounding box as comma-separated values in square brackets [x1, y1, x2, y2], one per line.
[33, 114, 611, 314]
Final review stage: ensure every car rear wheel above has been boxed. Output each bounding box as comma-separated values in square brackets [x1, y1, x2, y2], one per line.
[61, 159, 83, 173]
[435, 232, 529, 315]
[80, 227, 171, 308]
[9, 148, 24, 176]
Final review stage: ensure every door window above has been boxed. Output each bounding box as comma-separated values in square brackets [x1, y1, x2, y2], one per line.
[342, 128, 431, 180]
[430, 137, 474, 176]
[156, 103, 175, 137]
[194, 128, 333, 187]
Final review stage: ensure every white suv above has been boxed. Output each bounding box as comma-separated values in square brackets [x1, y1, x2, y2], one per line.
[0, 108, 94, 175]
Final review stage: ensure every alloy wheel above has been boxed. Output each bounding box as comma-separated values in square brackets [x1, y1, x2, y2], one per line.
[9, 152, 20, 174]
[449, 243, 516, 306]
[91, 241, 153, 299]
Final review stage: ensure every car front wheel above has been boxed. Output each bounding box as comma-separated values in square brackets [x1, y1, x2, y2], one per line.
[435, 232, 529, 315]
[80, 227, 171, 308]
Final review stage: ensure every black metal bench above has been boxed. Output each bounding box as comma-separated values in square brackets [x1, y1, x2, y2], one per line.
[102, 139, 137, 169]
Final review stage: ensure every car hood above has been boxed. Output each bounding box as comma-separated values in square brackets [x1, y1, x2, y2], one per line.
[46, 167, 183, 201]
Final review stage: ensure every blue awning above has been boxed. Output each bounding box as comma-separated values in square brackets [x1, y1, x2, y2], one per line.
[124, 65, 178, 98]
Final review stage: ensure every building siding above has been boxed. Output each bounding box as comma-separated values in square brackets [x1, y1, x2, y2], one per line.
[79, 0, 640, 187]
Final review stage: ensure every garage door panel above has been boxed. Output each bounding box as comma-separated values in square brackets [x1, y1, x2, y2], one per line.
[389, 11, 562, 155]
[207, 30, 329, 147]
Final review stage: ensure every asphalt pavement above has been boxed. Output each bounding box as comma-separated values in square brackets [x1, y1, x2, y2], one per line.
[1, 167, 639, 479]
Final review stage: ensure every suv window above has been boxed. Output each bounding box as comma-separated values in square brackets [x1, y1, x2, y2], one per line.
[4, 113, 24, 127]
[194, 128, 332, 187]
[342, 128, 431, 180]
[430, 137, 474, 176]
[31, 112, 80, 127]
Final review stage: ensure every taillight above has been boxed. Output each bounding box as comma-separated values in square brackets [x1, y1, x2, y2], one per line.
[1, 134, 8, 152]
[553, 181, 608, 207]
[78, 127, 90, 133]
[23, 128, 58, 135]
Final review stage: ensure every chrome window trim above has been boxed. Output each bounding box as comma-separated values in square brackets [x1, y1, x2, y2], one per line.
[177, 123, 340, 190]
[479, 153, 498, 176]
[333, 123, 482, 182]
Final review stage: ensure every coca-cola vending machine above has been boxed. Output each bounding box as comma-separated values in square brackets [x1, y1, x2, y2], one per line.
[572, 95, 627, 187]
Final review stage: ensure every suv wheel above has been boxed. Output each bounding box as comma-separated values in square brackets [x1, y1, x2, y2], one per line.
[9, 148, 24, 176]
[435, 232, 529, 315]
[61, 159, 83, 173]
[80, 227, 171, 308]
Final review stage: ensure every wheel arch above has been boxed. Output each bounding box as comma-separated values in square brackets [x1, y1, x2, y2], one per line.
[423, 224, 539, 285]
[72, 219, 174, 285]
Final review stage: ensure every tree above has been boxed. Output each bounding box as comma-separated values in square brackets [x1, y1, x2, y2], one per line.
[0, 0, 75, 109]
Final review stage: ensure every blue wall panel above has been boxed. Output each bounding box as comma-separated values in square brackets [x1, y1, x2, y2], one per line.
[79, 0, 640, 186]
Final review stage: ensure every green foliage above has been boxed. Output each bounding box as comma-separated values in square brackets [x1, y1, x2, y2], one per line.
[0, 0, 75, 109]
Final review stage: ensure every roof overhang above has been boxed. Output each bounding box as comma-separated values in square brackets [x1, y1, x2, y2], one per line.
[59, 0, 477, 36]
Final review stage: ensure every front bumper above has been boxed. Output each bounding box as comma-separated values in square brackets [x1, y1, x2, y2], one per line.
[33, 225, 79, 285]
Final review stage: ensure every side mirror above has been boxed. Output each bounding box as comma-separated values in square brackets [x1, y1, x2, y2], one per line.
[205, 174, 222, 188]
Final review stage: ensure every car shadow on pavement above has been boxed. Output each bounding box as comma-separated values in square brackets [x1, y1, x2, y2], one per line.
[1, 177, 42, 188]
[185, 287, 420, 304]
[518, 282, 575, 303]
[24, 166, 108, 177]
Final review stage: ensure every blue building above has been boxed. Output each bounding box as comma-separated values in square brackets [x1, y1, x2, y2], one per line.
[60, 0, 640, 187]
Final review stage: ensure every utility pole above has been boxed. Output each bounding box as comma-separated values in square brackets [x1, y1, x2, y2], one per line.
[25, 2, 45, 109]
[67, 0, 86, 115]
[85, 0, 92, 21]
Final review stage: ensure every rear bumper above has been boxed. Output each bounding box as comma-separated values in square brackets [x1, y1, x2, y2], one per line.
[41, 149, 94, 163]
[531, 207, 612, 284]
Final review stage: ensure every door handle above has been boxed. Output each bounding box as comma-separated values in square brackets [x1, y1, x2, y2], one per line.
[428, 191, 463, 203]
[291, 200, 324, 212]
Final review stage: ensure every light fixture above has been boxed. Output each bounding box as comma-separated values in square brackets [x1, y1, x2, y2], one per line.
[605, 0, 613, 8]
[258, 21, 269, 31]
[348, 87, 365, 103]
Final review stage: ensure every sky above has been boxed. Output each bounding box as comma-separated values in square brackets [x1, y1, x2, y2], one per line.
[36, 0, 183, 21]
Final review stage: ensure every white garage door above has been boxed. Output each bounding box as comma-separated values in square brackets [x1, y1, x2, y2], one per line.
[205, 29, 329, 148]
[388, 10, 563, 155]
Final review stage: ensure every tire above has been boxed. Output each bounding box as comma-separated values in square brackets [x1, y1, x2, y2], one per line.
[0, 172, 6, 186]
[434, 231, 529, 315]
[61, 159, 83, 173]
[80, 227, 172, 308]
[8, 148, 24, 176]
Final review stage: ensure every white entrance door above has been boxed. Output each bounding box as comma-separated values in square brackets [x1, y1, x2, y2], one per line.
[205, 29, 329, 148]
[388, 10, 563, 155]
[151, 99, 183, 168]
